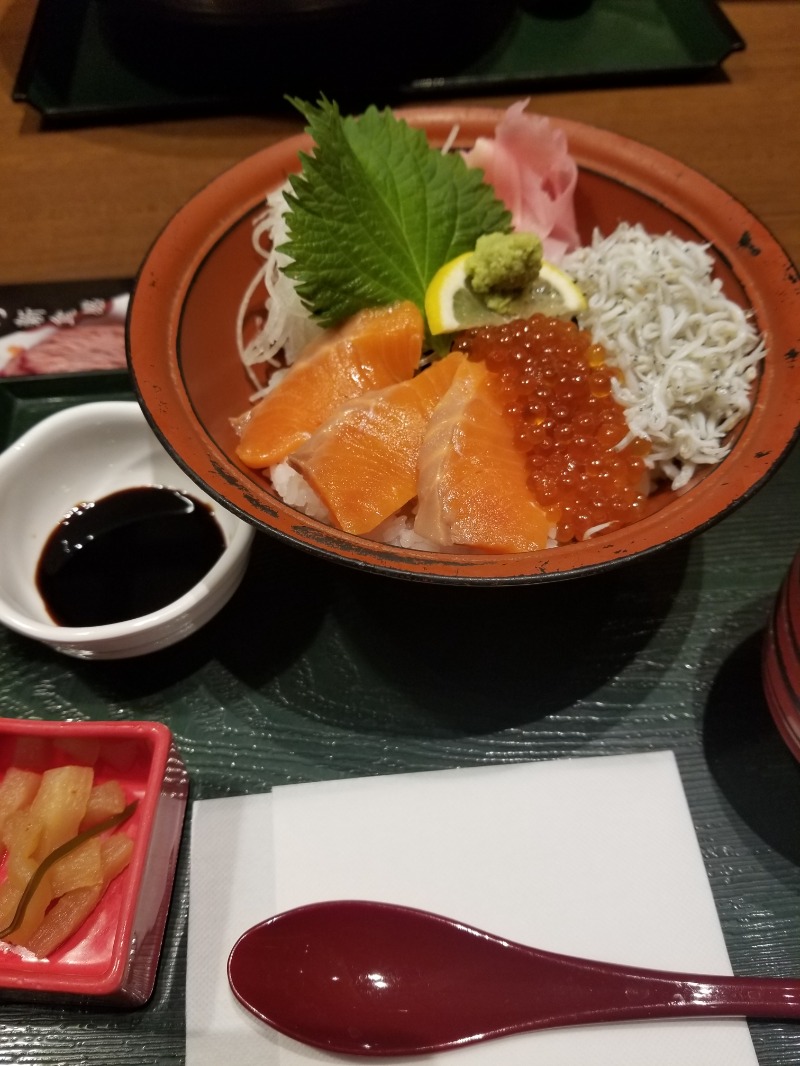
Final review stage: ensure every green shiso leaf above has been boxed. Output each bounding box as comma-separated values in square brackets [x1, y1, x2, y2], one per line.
[281, 97, 512, 328]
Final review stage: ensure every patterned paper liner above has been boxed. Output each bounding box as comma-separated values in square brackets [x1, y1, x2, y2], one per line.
[0, 292, 129, 377]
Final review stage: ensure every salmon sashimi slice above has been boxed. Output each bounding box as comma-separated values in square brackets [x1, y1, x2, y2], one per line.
[415, 359, 553, 553]
[235, 301, 424, 469]
[289, 353, 465, 535]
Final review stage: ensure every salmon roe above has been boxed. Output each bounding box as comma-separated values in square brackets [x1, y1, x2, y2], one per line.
[453, 314, 650, 544]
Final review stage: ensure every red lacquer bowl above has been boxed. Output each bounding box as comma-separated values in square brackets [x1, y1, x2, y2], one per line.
[128, 107, 800, 584]
[0, 718, 188, 1004]
[763, 551, 800, 761]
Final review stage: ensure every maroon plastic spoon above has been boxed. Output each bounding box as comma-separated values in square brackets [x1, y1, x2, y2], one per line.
[228, 900, 800, 1057]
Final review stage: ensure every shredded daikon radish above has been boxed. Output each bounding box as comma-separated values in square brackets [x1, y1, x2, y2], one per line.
[563, 223, 765, 489]
[237, 183, 322, 393]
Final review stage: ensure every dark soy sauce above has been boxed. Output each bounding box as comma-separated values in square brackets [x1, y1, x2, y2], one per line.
[36, 486, 226, 627]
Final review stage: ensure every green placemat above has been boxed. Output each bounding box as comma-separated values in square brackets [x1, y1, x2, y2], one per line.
[13, 0, 743, 127]
[0, 373, 132, 444]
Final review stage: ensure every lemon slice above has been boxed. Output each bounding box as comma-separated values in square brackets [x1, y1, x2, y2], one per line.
[425, 253, 587, 336]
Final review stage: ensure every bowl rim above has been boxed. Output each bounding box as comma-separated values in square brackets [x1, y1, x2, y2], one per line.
[128, 105, 800, 585]
[0, 400, 255, 644]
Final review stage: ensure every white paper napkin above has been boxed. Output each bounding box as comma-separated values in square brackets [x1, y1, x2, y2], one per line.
[186, 751, 758, 1066]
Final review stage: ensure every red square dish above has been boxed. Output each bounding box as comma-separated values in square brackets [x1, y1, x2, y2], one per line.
[0, 717, 188, 1004]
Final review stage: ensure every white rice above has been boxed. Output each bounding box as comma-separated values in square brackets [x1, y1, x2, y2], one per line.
[562, 223, 765, 489]
[269, 461, 330, 523]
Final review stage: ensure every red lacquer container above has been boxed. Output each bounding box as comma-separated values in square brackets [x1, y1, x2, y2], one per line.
[763, 550, 800, 762]
[0, 717, 188, 1004]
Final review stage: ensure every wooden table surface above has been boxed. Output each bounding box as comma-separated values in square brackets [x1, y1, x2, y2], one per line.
[0, 1, 798, 286]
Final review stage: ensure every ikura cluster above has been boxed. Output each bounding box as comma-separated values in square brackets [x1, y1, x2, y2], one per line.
[454, 315, 650, 543]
